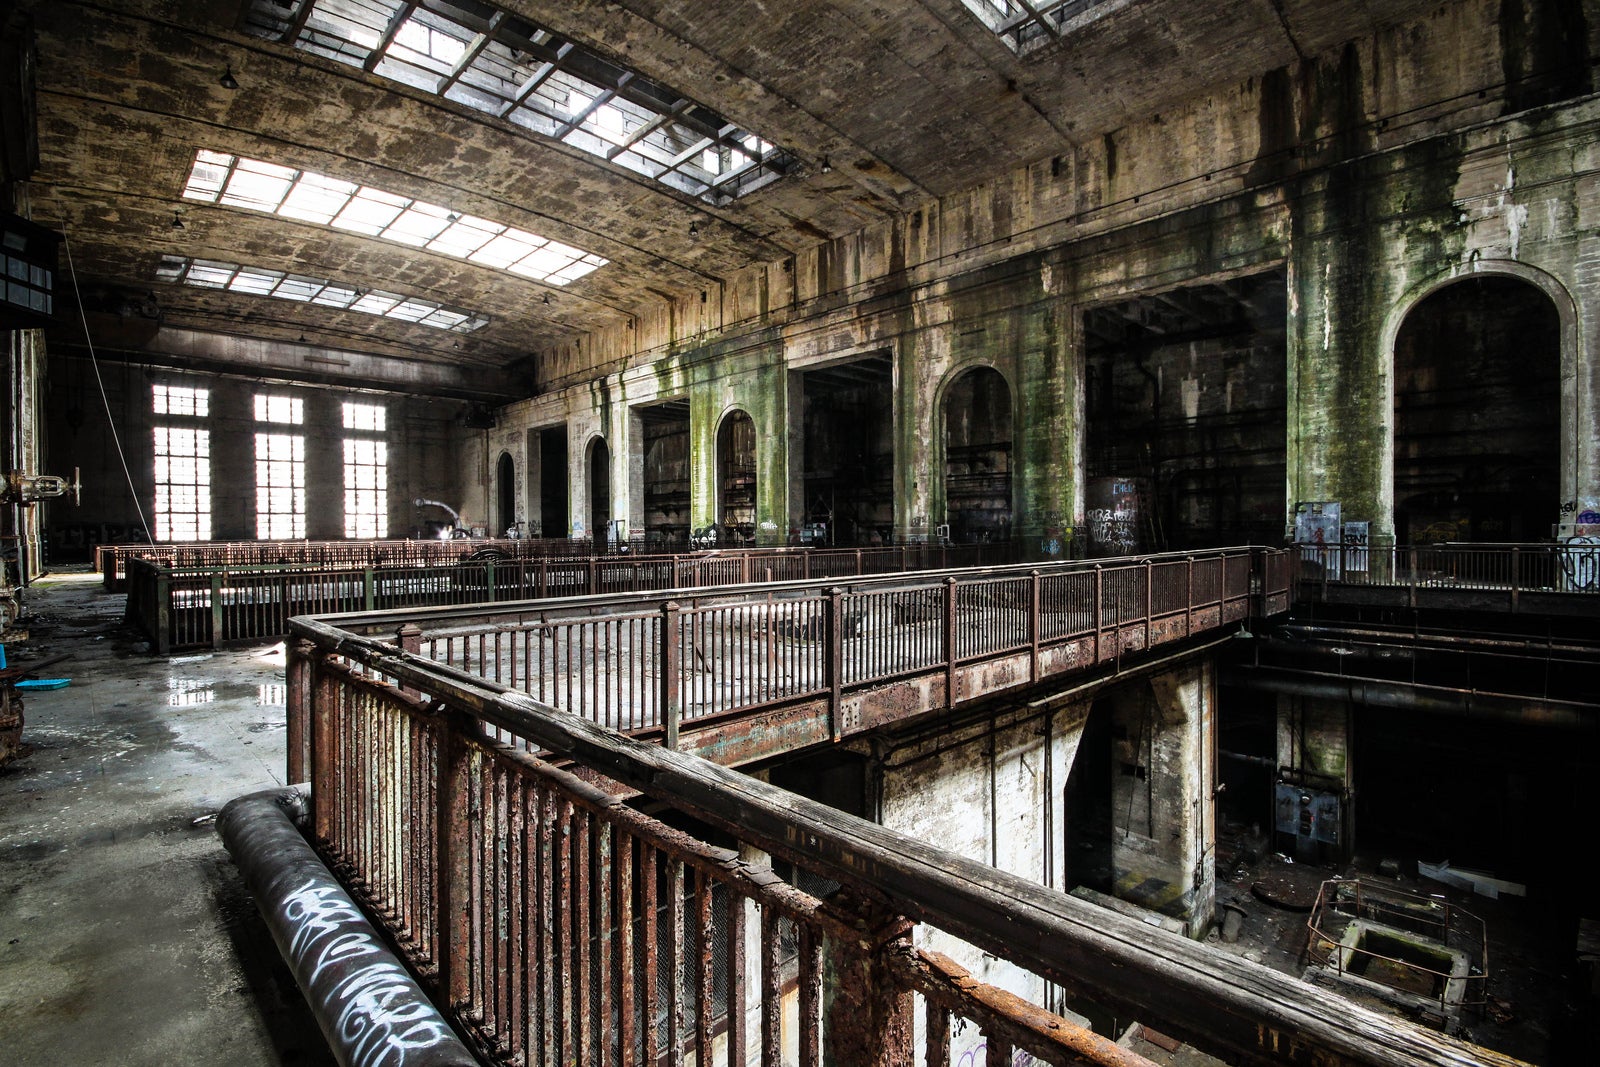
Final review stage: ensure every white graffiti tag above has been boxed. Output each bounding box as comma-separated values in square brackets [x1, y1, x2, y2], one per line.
[282, 880, 457, 1067]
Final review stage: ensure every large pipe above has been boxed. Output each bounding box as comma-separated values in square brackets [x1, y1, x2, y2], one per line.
[216, 788, 477, 1067]
[1222, 664, 1596, 730]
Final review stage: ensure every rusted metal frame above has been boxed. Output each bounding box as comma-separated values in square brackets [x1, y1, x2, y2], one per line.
[827, 587, 845, 739]
[575, 800, 594, 1064]
[555, 795, 576, 1065]
[695, 868, 716, 1064]
[295, 633, 1517, 1067]
[726, 872, 747, 1067]
[893, 946, 1156, 1067]
[662, 601, 682, 749]
[760, 910, 782, 1066]
[666, 856, 687, 1065]
[616, 828, 636, 1067]
[798, 925, 823, 1067]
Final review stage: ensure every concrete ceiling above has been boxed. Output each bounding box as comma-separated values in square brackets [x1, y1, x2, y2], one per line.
[15, 0, 1449, 398]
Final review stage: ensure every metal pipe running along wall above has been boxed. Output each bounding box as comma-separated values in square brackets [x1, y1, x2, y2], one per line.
[216, 788, 478, 1067]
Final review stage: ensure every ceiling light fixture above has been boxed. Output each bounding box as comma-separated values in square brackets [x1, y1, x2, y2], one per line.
[219, 67, 239, 91]
[542, 294, 550, 304]
[820, 155, 832, 174]
[171, 211, 184, 230]
[297, 333, 307, 343]
[688, 221, 700, 237]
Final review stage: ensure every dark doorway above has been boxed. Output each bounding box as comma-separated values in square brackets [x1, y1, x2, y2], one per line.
[538, 426, 568, 539]
[1064, 698, 1116, 895]
[588, 436, 610, 548]
[716, 410, 756, 544]
[496, 452, 515, 537]
[1393, 277, 1560, 543]
[942, 366, 1012, 542]
[637, 400, 690, 550]
[1083, 271, 1287, 552]
[801, 355, 894, 545]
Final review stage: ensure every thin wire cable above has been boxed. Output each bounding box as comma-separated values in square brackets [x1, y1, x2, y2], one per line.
[59, 227, 155, 545]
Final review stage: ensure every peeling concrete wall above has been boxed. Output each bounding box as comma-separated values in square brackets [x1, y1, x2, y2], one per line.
[870, 657, 1215, 1025]
[486, 1, 1600, 552]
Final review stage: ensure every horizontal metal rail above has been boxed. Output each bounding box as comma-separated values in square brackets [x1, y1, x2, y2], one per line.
[1294, 541, 1600, 603]
[286, 617, 1521, 1067]
[316, 548, 1284, 760]
[124, 542, 1018, 652]
[99, 537, 1017, 592]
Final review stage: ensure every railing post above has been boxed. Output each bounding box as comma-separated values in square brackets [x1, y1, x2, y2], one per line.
[943, 577, 958, 710]
[1093, 564, 1104, 664]
[1186, 555, 1195, 637]
[1144, 558, 1153, 651]
[486, 560, 497, 602]
[742, 553, 751, 585]
[435, 709, 476, 1015]
[1029, 570, 1041, 683]
[285, 637, 315, 784]
[539, 556, 548, 598]
[1511, 546, 1520, 612]
[209, 571, 225, 648]
[154, 568, 171, 655]
[310, 659, 339, 847]
[1408, 547, 1418, 609]
[661, 602, 681, 750]
[396, 623, 422, 698]
[820, 897, 915, 1067]
[827, 587, 845, 740]
[363, 567, 376, 611]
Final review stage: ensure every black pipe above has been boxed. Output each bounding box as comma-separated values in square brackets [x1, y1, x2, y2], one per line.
[216, 788, 478, 1067]
[1221, 664, 1597, 730]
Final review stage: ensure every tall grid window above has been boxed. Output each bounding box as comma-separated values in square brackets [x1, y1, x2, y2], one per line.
[256, 433, 306, 539]
[154, 425, 211, 541]
[343, 401, 388, 538]
[255, 393, 306, 539]
[959, 0, 1123, 53]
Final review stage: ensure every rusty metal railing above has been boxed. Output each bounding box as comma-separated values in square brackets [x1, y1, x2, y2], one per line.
[296, 654, 1152, 1067]
[1306, 879, 1487, 1015]
[282, 613, 1518, 1067]
[321, 548, 1283, 755]
[1294, 541, 1600, 603]
[124, 542, 1019, 652]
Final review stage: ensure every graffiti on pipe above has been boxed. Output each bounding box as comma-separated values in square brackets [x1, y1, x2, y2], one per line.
[282, 880, 458, 1067]
[1559, 536, 1600, 591]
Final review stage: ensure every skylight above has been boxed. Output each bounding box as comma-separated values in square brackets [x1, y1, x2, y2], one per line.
[181, 149, 607, 286]
[156, 254, 491, 333]
[960, 0, 1123, 53]
[243, 0, 794, 204]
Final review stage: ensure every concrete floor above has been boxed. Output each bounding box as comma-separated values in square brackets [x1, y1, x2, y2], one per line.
[0, 568, 333, 1066]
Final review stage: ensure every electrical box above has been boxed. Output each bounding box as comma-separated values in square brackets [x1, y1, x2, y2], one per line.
[1275, 783, 1341, 858]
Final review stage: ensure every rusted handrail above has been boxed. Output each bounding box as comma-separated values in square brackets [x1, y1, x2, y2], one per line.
[295, 655, 1149, 1067]
[319, 547, 1285, 752]
[124, 542, 1020, 652]
[285, 616, 1521, 1067]
[1293, 541, 1600, 597]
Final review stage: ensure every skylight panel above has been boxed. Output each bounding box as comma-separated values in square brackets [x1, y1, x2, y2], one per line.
[279, 172, 358, 224]
[157, 254, 490, 333]
[332, 188, 409, 235]
[957, 0, 1124, 53]
[244, 0, 795, 204]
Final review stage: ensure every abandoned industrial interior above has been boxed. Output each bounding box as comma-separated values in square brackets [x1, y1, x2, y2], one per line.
[3, 0, 1600, 1064]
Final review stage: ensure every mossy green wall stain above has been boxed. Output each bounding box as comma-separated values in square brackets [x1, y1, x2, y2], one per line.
[1286, 41, 1467, 534]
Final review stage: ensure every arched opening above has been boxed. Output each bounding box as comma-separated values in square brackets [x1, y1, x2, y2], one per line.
[588, 436, 611, 549]
[941, 366, 1012, 542]
[800, 355, 894, 545]
[496, 452, 515, 537]
[1392, 276, 1560, 543]
[717, 410, 757, 545]
[1083, 270, 1287, 553]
